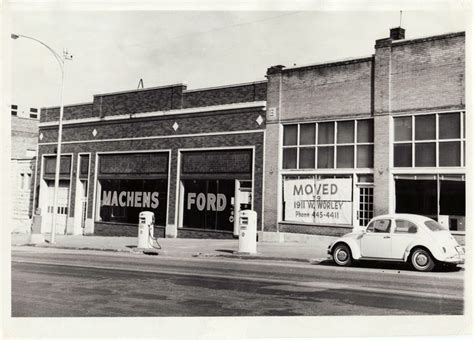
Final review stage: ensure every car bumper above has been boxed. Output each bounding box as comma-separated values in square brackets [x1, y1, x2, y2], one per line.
[441, 255, 465, 264]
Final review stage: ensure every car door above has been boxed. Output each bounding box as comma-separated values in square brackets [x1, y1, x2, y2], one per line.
[360, 218, 392, 258]
[391, 219, 419, 259]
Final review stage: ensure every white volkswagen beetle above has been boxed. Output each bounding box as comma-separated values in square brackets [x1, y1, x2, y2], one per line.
[328, 214, 465, 272]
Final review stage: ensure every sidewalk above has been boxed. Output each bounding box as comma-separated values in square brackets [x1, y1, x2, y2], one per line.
[11, 233, 334, 264]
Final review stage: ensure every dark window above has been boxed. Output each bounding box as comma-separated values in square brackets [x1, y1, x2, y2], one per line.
[357, 120, 374, 143]
[439, 113, 460, 139]
[282, 148, 297, 169]
[11, 110, 17, 116]
[394, 144, 412, 167]
[299, 147, 315, 169]
[299, 124, 315, 145]
[357, 145, 373, 168]
[318, 122, 334, 144]
[394, 117, 412, 141]
[29, 113, 38, 119]
[337, 121, 354, 143]
[99, 178, 167, 225]
[30, 108, 38, 113]
[440, 180, 465, 216]
[11, 105, 18, 109]
[182, 179, 235, 231]
[439, 142, 461, 166]
[415, 115, 436, 140]
[415, 143, 436, 167]
[283, 125, 297, 146]
[317, 146, 334, 168]
[336, 145, 354, 168]
[395, 179, 437, 218]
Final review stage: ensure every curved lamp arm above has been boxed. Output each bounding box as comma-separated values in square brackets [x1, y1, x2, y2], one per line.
[11, 33, 64, 74]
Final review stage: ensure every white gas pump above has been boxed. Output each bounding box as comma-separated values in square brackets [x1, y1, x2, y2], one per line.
[138, 211, 156, 249]
[238, 210, 257, 254]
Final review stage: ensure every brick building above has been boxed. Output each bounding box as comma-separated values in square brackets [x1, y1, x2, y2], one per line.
[36, 82, 266, 238]
[11, 105, 39, 233]
[263, 28, 466, 242]
[34, 27, 466, 241]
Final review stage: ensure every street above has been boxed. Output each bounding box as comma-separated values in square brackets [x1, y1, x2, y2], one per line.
[11, 247, 464, 317]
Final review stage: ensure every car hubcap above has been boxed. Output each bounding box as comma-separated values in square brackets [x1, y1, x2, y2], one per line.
[416, 253, 428, 267]
[337, 250, 348, 262]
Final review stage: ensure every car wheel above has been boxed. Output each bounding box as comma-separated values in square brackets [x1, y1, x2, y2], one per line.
[332, 244, 352, 267]
[411, 248, 435, 272]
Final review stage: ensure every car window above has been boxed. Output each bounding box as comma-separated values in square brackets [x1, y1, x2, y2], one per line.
[424, 220, 447, 232]
[395, 220, 418, 234]
[367, 219, 391, 233]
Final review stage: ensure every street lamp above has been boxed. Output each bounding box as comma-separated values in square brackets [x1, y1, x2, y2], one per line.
[11, 33, 72, 244]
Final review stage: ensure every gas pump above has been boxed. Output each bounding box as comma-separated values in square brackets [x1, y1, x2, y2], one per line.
[138, 211, 161, 249]
[233, 180, 252, 236]
[238, 210, 257, 254]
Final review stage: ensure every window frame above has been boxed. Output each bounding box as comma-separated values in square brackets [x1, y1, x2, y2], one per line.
[281, 119, 374, 170]
[393, 111, 465, 168]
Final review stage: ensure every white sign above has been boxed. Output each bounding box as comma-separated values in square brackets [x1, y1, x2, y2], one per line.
[284, 178, 352, 225]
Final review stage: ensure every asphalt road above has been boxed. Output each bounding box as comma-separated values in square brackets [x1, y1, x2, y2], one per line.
[11, 247, 464, 317]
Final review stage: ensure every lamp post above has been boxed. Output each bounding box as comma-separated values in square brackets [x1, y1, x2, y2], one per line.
[11, 33, 72, 243]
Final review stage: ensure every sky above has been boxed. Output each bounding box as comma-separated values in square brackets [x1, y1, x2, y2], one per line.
[6, 5, 469, 110]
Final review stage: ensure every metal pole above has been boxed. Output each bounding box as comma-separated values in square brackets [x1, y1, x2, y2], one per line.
[11, 33, 71, 244]
[50, 61, 65, 244]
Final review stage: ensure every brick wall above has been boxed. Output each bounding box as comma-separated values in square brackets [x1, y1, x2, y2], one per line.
[40, 103, 94, 123]
[183, 82, 266, 108]
[279, 58, 373, 121]
[36, 103, 265, 238]
[39, 108, 265, 144]
[40, 81, 267, 123]
[390, 33, 465, 113]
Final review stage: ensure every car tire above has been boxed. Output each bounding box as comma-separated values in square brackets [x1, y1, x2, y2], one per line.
[332, 244, 352, 267]
[410, 248, 435, 272]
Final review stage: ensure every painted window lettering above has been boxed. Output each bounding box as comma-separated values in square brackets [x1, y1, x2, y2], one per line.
[102, 191, 159, 209]
[187, 192, 227, 211]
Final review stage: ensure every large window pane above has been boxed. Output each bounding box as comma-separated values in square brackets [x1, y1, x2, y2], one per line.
[439, 142, 461, 166]
[337, 121, 354, 143]
[395, 179, 437, 218]
[283, 125, 297, 146]
[299, 124, 316, 145]
[336, 146, 354, 168]
[318, 122, 334, 144]
[357, 119, 374, 143]
[415, 115, 436, 140]
[394, 144, 412, 167]
[299, 147, 315, 169]
[282, 148, 297, 169]
[394, 117, 412, 141]
[440, 180, 465, 216]
[439, 113, 460, 139]
[357, 145, 374, 168]
[415, 143, 436, 167]
[317, 146, 334, 168]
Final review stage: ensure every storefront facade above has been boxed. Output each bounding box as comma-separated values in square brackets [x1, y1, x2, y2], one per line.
[35, 82, 266, 238]
[263, 28, 466, 241]
[34, 28, 466, 241]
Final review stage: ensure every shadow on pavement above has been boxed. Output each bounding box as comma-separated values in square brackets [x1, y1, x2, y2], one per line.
[317, 259, 462, 273]
[215, 249, 235, 254]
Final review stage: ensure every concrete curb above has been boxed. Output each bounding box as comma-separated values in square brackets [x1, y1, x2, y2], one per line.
[193, 252, 329, 264]
[12, 243, 324, 264]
